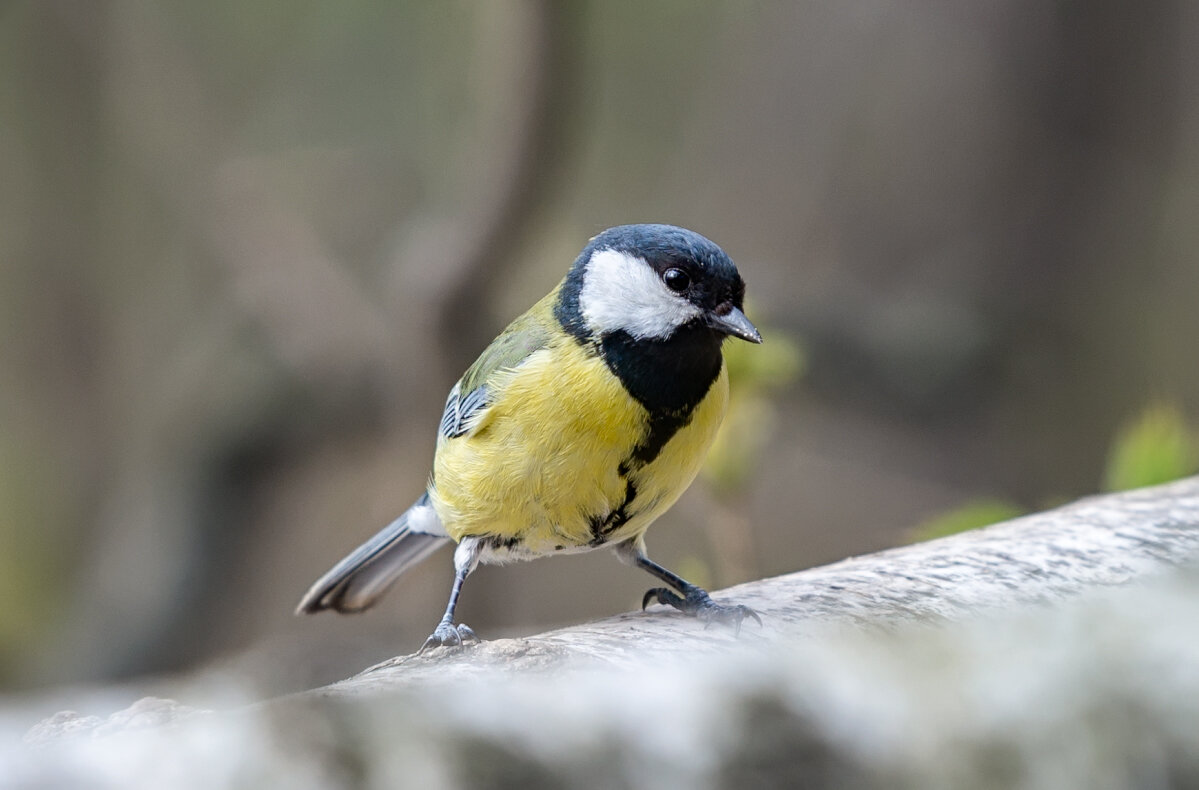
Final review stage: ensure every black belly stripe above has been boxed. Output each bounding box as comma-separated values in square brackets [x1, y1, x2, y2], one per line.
[589, 478, 637, 546]
[624, 410, 690, 472]
[485, 534, 522, 553]
[601, 323, 724, 475]
[578, 321, 726, 547]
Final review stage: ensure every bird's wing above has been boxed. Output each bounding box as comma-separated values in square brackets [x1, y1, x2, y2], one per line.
[438, 308, 554, 439]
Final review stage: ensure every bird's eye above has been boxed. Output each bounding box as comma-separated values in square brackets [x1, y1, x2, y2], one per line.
[663, 268, 691, 293]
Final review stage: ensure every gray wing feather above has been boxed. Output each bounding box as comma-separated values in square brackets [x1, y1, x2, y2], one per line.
[300, 301, 556, 614]
[438, 381, 491, 439]
[437, 304, 553, 440]
[438, 384, 460, 437]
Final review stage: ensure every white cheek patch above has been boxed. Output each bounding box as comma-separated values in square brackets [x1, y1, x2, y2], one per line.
[579, 249, 702, 339]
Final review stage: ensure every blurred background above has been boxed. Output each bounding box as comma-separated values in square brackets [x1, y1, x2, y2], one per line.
[3, 0, 1199, 697]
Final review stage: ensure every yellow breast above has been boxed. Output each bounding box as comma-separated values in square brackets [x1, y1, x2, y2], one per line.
[428, 335, 728, 554]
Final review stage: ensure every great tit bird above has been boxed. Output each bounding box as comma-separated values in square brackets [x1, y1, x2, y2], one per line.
[297, 224, 762, 651]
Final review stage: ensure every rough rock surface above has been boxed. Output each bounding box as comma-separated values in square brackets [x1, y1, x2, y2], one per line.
[7, 478, 1199, 789]
[328, 476, 1199, 694]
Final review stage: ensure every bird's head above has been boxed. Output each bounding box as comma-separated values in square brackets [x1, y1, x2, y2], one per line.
[557, 224, 761, 346]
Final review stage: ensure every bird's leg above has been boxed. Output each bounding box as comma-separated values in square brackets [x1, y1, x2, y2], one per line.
[616, 540, 761, 635]
[420, 538, 482, 653]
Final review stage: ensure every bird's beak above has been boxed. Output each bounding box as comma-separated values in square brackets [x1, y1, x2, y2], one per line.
[708, 306, 762, 343]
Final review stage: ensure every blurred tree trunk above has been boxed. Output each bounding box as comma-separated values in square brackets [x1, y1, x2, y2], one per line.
[0, 0, 113, 684]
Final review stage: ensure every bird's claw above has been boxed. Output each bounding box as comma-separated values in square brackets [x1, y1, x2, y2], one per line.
[642, 585, 762, 636]
[419, 622, 479, 654]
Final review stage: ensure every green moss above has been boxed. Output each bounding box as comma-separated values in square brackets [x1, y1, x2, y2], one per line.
[703, 318, 804, 494]
[909, 499, 1026, 543]
[0, 437, 66, 681]
[1103, 403, 1199, 492]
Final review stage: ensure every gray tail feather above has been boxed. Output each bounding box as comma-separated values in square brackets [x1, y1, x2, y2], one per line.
[296, 494, 451, 615]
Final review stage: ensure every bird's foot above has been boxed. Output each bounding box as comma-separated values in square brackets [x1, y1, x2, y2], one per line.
[419, 621, 479, 654]
[641, 585, 762, 636]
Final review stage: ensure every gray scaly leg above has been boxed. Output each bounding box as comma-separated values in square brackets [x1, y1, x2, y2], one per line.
[616, 539, 761, 635]
[420, 538, 483, 653]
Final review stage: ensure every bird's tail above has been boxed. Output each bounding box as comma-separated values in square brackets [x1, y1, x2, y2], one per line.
[296, 492, 451, 614]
